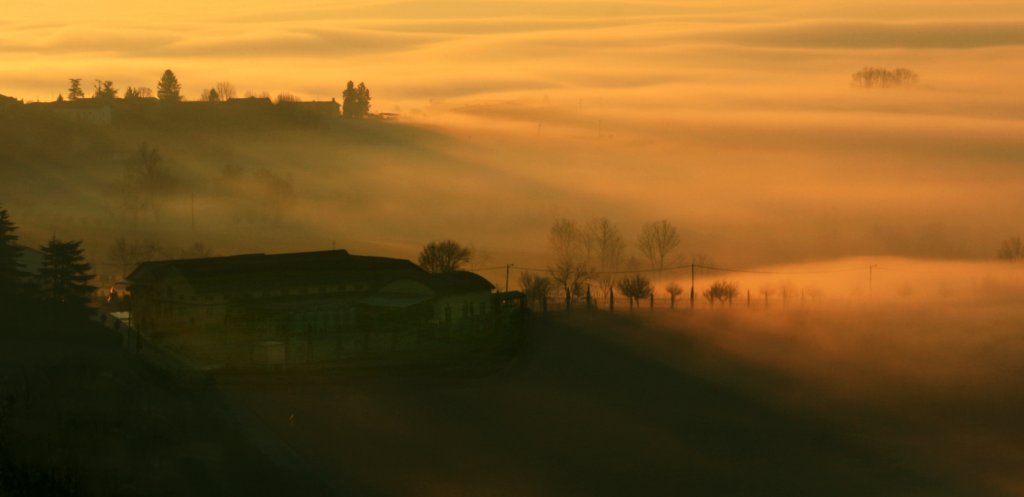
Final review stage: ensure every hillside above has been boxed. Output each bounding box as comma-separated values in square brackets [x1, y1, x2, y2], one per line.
[0, 303, 332, 496]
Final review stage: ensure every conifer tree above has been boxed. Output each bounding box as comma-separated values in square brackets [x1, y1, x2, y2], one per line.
[38, 238, 96, 311]
[67, 78, 85, 100]
[157, 69, 182, 102]
[0, 205, 26, 295]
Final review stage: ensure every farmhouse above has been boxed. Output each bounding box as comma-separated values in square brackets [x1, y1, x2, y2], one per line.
[126, 249, 497, 367]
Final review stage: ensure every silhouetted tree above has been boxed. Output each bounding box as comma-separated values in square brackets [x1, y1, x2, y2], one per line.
[177, 242, 213, 259]
[342, 81, 371, 118]
[617, 274, 652, 309]
[519, 271, 553, 310]
[108, 237, 164, 279]
[703, 280, 738, 308]
[67, 78, 84, 100]
[548, 218, 593, 308]
[215, 81, 236, 100]
[638, 219, 680, 274]
[201, 88, 220, 102]
[666, 282, 683, 309]
[124, 86, 139, 99]
[997, 236, 1024, 261]
[0, 204, 27, 296]
[157, 69, 182, 102]
[93, 80, 117, 100]
[585, 217, 625, 299]
[852, 67, 918, 88]
[418, 240, 471, 273]
[38, 238, 95, 311]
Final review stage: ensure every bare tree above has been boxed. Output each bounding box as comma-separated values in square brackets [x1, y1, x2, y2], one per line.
[997, 236, 1023, 261]
[418, 240, 471, 273]
[585, 217, 625, 299]
[109, 237, 164, 278]
[617, 274, 652, 309]
[638, 219, 680, 275]
[177, 242, 213, 259]
[666, 282, 683, 309]
[548, 218, 592, 309]
[519, 271, 553, 310]
[215, 81, 237, 100]
[703, 280, 738, 308]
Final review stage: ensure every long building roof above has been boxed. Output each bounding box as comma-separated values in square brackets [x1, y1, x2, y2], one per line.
[126, 249, 493, 296]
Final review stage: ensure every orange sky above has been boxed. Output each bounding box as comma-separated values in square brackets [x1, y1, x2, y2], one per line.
[2, 1, 1024, 270]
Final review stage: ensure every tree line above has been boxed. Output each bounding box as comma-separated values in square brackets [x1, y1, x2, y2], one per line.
[1, 204, 96, 316]
[60, 70, 373, 117]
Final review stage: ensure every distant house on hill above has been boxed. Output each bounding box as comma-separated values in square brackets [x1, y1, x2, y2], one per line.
[125, 249, 498, 367]
[29, 98, 113, 125]
[276, 99, 341, 119]
[225, 96, 274, 108]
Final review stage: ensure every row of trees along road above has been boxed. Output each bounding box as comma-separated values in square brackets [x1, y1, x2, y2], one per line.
[0, 204, 96, 316]
[62, 71, 373, 116]
[520, 217, 687, 310]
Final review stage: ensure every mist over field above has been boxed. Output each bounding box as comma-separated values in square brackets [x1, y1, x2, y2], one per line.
[1, 0, 1023, 286]
[4, 2, 1024, 496]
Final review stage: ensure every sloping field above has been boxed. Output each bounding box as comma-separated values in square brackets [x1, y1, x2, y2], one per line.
[219, 307, 1022, 497]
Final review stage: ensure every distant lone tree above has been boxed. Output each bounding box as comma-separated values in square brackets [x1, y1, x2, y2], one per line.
[637, 219, 680, 275]
[617, 274, 652, 309]
[548, 218, 593, 308]
[997, 236, 1024, 261]
[418, 240, 471, 273]
[342, 81, 371, 118]
[665, 281, 683, 309]
[38, 237, 96, 312]
[0, 204, 27, 296]
[201, 88, 220, 102]
[157, 69, 182, 102]
[585, 217, 625, 299]
[215, 81, 237, 100]
[93, 80, 117, 100]
[703, 280, 738, 308]
[852, 67, 918, 88]
[67, 78, 84, 100]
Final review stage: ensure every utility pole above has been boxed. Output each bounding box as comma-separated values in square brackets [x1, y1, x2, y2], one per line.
[190, 192, 195, 233]
[505, 263, 513, 293]
[689, 263, 695, 309]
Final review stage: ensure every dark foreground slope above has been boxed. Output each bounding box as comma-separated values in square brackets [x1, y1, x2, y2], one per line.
[218, 312, 1001, 497]
[0, 304, 330, 497]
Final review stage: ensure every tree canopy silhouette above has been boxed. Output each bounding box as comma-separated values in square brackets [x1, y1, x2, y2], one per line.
[852, 67, 918, 88]
[638, 219, 680, 274]
[997, 236, 1023, 261]
[93, 80, 117, 100]
[617, 274, 652, 309]
[418, 240, 471, 273]
[67, 78, 84, 101]
[0, 204, 26, 296]
[38, 237, 95, 312]
[342, 81, 371, 118]
[703, 280, 738, 307]
[157, 69, 182, 102]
